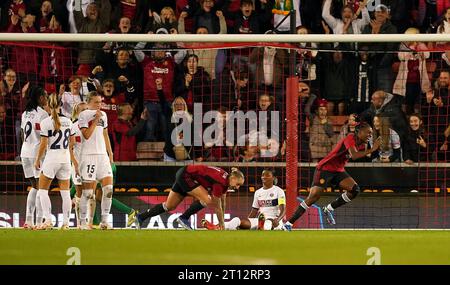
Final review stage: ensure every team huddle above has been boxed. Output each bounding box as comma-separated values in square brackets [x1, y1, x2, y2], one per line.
[20, 88, 380, 231]
[21, 87, 114, 230]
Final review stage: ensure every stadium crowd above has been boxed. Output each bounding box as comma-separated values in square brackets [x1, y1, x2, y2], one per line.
[0, 0, 449, 163]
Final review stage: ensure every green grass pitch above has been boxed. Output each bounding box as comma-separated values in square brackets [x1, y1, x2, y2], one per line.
[1, 229, 449, 265]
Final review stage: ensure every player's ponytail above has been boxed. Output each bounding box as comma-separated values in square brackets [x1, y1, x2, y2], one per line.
[48, 93, 61, 131]
[71, 102, 87, 121]
[230, 167, 245, 182]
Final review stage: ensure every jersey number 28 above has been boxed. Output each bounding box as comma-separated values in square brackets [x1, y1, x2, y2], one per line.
[49, 129, 70, 149]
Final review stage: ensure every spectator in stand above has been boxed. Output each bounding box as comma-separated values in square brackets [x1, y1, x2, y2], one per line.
[291, 81, 315, 162]
[423, 70, 450, 161]
[231, 0, 270, 35]
[6, 13, 39, 85]
[0, 103, 16, 160]
[73, 0, 111, 77]
[234, 140, 259, 162]
[95, 48, 140, 109]
[7, 0, 26, 27]
[202, 106, 234, 162]
[441, 123, 450, 157]
[386, 0, 410, 33]
[309, 99, 336, 162]
[320, 50, 352, 115]
[348, 47, 376, 114]
[193, 0, 223, 35]
[115, 0, 136, 30]
[59, 76, 85, 118]
[134, 42, 176, 141]
[40, 15, 74, 85]
[370, 114, 402, 162]
[151, 6, 178, 33]
[404, 113, 431, 164]
[36, 0, 53, 32]
[213, 64, 251, 112]
[100, 16, 136, 57]
[229, 0, 271, 73]
[249, 42, 289, 111]
[162, 97, 194, 162]
[253, 92, 282, 161]
[99, 77, 136, 149]
[174, 54, 211, 111]
[434, 50, 450, 78]
[175, 0, 197, 33]
[296, 26, 319, 88]
[362, 4, 398, 93]
[393, 28, 431, 115]
[436, 7, 450, 46]
[337, 113, 360, 141]
[178, 4, 227, 80]
[322, 0, 370, 49]
[66, 0, 94, 33]
[0, 68, 27, 157]
[108, 0, 152, 33]
[360, 90, 409, 145]
[111, 103, 148, 161]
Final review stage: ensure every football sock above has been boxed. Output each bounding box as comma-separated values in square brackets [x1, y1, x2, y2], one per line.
[224, 217, 241, 230]
[140, 204, 166, 221]
[88, 197, 96, 225]
[35, 190, 43, 225]
[38, 189, 52, 221]
[330, 193, 351, 210]
[80, 189, 93, 226]
[25, 188, 37, 225]
[74, 196, 80, 226]
[60, 190, 71, 225]
[179, 200, 205, 219]
[288, 201, 309, 224]
[263, 220, 273, 230]
[112, 198, 133, 215]
[101, 185, 113, 224]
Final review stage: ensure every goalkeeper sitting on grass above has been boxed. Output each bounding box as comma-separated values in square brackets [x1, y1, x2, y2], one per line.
[202, 169, 286, 230]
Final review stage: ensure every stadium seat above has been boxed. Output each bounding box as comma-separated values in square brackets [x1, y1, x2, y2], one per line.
[328, 115, 348, 133]
[136, 142, 165, 160]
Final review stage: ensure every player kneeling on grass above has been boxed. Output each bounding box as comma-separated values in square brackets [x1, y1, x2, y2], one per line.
[202, 169, 286, 231]
[131, 165, 244, 230]
[283, 122, 381, 230]
[34, 93, 77, 230]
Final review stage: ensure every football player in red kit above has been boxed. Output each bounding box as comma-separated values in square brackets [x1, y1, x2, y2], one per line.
[133, 165, 244, 230]
[283, 122, 381, 230]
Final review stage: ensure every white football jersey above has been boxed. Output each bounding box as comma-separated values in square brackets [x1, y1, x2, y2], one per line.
[252, 185, 286, 220]
[40, 116, 74, 163]
[78, 109, 108, 155]
[20, 106, 49, 158]
[71, 120, 83, 161]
